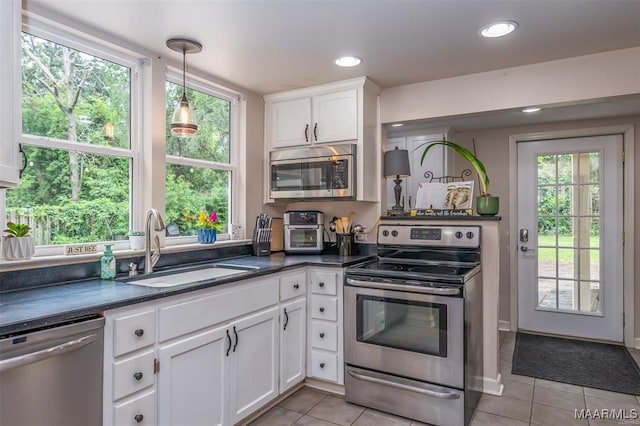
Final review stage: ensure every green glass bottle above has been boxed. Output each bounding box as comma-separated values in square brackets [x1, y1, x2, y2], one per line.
[101, 244, 116, 280]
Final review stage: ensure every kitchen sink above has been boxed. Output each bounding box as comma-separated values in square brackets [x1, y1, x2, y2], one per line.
[125, 266, 254, 288]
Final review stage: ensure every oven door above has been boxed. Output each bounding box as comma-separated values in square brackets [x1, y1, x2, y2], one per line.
[284, 226, 323, 252]
[344, 279, 464, 389]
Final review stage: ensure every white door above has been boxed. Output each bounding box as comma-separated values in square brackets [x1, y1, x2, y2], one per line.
[280, 298, 306, 393]
[228, 307, 279, 425]
[157, 326, 228, 426]
[517, 135, 623, 341]
[312, 89, 358, 143]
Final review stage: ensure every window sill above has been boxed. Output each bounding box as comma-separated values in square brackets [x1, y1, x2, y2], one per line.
[0, 239, 252, 272]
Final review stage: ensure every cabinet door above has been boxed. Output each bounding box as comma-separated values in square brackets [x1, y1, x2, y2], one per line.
[270, 98, 312, 148]
[0, 0, 21, 188]
[312, 89, 358, 144]
[157, 326, 228, 426]
[279, 298, 306, 393]
[228, 307, 279, 425]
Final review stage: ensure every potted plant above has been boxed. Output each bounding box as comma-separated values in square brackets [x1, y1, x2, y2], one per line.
[196, 210, 222, 244]
[127, 230, 145, 250]
[2, 222, 35, 260]
[419, 140, 499, 216]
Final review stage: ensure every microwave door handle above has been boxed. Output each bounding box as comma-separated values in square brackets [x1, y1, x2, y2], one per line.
[347, 369, 460, 400]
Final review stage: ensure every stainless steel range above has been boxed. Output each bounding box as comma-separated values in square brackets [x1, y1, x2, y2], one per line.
[344, 224, 483, 426]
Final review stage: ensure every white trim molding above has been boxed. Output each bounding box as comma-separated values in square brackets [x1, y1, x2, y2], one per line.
[498, 320, 511, 332]
[482, 374, 505, 396]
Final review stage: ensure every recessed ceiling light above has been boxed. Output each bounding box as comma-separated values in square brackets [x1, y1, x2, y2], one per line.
[480, 21, 518, 38]
[335, 56, 362, 67]
[391, 123, 404, 127]
[522, 107, 541, 113]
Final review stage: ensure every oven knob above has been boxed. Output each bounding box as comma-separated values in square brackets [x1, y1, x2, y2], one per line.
[455, 231, 463, 239]
[391, 230, 399, 237]
[382, 230, 389, 237]
[466, 231, 474, 239]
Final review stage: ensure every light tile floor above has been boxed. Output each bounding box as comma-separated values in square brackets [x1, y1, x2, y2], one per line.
[249, 332, 640, 426]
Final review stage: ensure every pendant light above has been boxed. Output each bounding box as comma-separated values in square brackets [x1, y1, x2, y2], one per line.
[166, 38, 202, 137]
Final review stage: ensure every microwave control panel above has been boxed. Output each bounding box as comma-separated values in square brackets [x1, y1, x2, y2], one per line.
[332, 160, 349, 189]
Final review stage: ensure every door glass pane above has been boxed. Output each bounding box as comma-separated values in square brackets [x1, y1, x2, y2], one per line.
[535, 151, 602, 314]
[356, 295, 447, 357]
[288, 229, 319, 248]
[537, 278, 557, 309]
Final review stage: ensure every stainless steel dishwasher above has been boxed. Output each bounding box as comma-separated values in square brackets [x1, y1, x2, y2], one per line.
[0, 316, 105, 426]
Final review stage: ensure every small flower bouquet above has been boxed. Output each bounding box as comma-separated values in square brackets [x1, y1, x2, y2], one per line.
[196, 210, 222, 244]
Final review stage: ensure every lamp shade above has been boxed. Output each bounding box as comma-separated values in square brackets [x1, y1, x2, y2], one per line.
[384, 147, 411, 177]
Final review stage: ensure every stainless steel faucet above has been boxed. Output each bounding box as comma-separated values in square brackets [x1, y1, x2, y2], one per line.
[144, 208, 165, 274]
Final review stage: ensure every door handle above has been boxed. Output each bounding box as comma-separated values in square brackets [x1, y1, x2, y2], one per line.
[304, 124, 309, 142]
[232, 326, 238, 352]
[347, 368, 461, 400]
[226, 330, 232, 356]
[283, 308, 289, 330]
[0, 334, 97, 372]
[520, 246, 535, 252]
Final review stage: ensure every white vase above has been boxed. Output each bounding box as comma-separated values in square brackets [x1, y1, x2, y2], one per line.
[2, 236, 35, 260]
[129, 235, 145, 250]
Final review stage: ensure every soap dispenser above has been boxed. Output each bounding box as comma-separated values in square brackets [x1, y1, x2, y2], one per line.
[101, 244, 116, 280]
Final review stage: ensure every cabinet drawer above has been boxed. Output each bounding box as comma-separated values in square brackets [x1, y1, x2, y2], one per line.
[159, 277, 278, 342]
[310, 321, 338, 351]
[113, 390, 156, 426]
[280, 271, 307, 301]
[113, 350, 155, 401]
[311, 296, 338, 321]
[310, 350, 338, 382]
[113, 310, 155, 357]
[309, 270, 338, 295]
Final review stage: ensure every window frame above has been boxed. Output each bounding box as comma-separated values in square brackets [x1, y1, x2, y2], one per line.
[164, 68, 240, 245]
[10, 15, 143, 256]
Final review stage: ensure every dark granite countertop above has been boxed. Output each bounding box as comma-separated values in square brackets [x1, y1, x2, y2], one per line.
[0, 253, 374, 336]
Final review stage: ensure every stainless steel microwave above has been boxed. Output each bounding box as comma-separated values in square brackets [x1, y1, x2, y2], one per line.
[269, 144, 356, 200]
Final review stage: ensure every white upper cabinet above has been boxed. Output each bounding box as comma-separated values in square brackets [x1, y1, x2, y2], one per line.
[269, 88, 357, 148]
[0, 0, 22, 188]
[264, 77, 381, 202]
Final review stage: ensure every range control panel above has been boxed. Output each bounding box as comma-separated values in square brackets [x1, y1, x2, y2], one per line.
[377, 225, 481, 248]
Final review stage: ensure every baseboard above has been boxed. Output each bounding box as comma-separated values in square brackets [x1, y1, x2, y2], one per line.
[237, 382, 305, 426]
[498, 320, 511, 332]
[304, 378, 345, 395]
[635, 338, 640, 350]
[482, 373, 504, 396]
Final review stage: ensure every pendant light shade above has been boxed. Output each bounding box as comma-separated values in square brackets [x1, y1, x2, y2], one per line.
[166, 38, 202, 137]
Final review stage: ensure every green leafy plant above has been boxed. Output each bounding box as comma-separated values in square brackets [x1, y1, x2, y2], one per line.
[127, 230, 145, 237]
[419, 140, 491, 196]
[3, 222, 32, 238]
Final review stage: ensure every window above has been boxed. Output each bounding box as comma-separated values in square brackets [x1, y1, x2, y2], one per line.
[164, 78, 236, 240]
[5, 26, 138, 251]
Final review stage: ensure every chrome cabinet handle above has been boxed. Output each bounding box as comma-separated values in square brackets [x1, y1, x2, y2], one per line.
[347, 369, 460, 400]
[134, 329, 144, 337]
[0, 334, 96, 372]
[133, 372, 143, 381]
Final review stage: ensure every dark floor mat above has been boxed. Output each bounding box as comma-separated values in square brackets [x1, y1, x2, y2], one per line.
[512, 332, 640, 395]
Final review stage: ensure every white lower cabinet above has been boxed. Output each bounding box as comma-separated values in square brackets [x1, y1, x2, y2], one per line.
[280, 298, 306, 393]
[157, 326, 228, 426]
[228, 307, 279, 425]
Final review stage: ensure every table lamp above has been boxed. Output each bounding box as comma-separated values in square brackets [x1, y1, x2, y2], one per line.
[384, 147, 411, 211]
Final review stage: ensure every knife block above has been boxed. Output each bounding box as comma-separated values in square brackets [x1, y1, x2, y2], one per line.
[252, 228, 272, 256]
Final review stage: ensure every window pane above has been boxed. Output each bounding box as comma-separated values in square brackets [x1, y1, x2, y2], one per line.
[22, 33, 131, 148]
[6, 146, 130, 245]
[165, 82, 230, 163]
[165, 164, 230, 236]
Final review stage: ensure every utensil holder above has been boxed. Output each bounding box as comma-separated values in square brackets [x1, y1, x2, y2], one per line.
[336, 233, 354, 256]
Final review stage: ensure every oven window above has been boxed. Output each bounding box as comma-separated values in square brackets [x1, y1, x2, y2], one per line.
[355, 295, 447, 357]
[289, 229, 320, 248]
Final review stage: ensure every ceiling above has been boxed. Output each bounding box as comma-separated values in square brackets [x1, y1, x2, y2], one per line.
[26, 0, 640, 129]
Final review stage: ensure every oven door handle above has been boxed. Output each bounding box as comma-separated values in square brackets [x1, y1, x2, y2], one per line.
[345, 278, 461, 296]
[347, 369, 460, 400]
